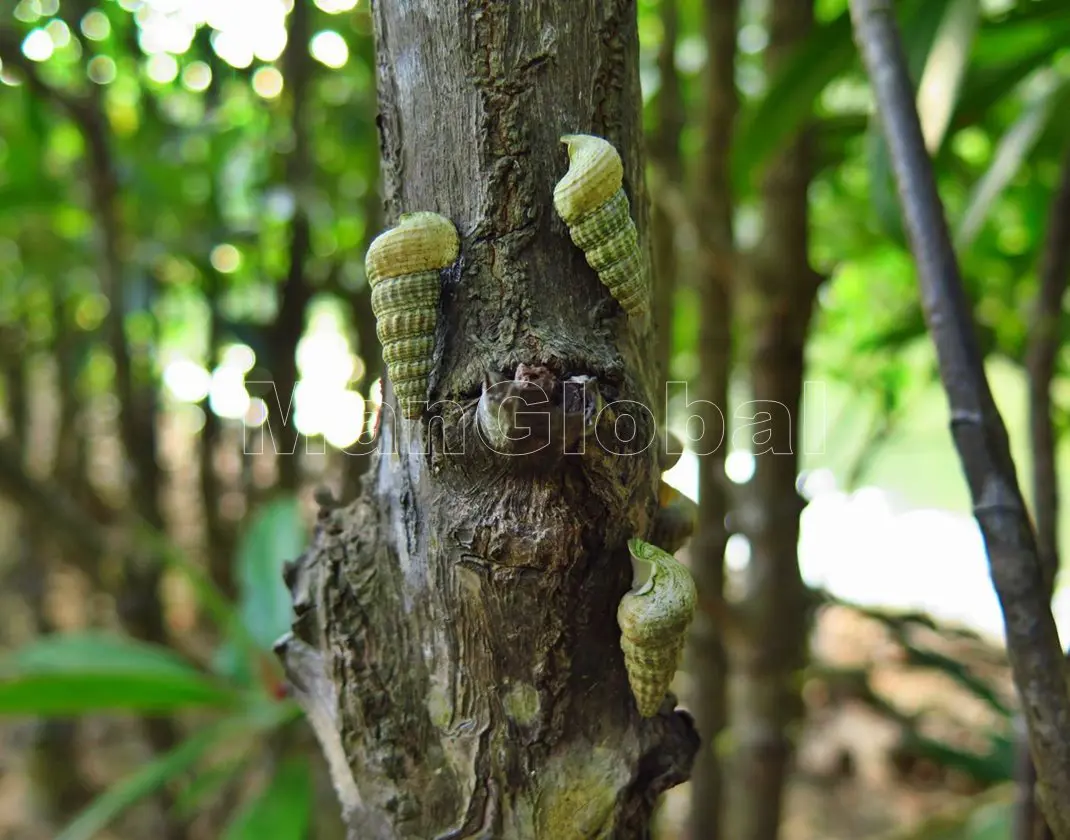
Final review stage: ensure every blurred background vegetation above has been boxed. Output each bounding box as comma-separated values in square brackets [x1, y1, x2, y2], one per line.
[0, 0, 1068, 837]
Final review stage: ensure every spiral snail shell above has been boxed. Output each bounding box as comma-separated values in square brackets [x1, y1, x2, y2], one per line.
[365, 212, 459, 418]
[553, 134, 648, 318]
[617, 538, 697, 717]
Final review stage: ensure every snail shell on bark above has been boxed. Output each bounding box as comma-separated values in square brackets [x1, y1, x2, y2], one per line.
[553, 134, 648, 318]
[365, 212, 459, 418]
[617, 538, 697, 717]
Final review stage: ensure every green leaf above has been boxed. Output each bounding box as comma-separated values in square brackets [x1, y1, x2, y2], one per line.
[0, 633, 237, 715]
[732, 0, 948, 192]
[865, 0, 957, 244]
[173, 753, 253, 818]
[55, 721, 228, 840]
[235, 496, 305, 650]
[915, 0, 979, 152]
[732, 9, 855, 193]
[55, 700, 301, 840]
[955, 74, 1067, 251]
[222, 757, 312, 840]
[949, 7, 1070, 136]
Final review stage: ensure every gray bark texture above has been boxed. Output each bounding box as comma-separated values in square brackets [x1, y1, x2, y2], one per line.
[276, 2, 700, 838]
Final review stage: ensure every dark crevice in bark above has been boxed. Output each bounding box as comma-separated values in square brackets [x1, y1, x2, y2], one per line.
[1016, 144, 1070, 840]
[686, 1, 738, 838]
[850, 1, 1070, 836]
[726, 1, 819, 838]
[280, 2, 698, 837]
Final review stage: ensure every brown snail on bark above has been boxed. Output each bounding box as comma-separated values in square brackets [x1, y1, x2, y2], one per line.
[364, 212, 459, 418]
[553, 134, 648, 318]
[617, 538, 697, 717]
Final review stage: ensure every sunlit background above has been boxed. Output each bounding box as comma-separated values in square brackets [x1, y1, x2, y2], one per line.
[4, 0, 1067, 647]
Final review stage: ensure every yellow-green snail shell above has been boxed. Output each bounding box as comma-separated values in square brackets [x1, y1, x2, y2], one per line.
[617, 538, 697, 717]
[553, 134, 648, 318]
[365, 212, 460, 419]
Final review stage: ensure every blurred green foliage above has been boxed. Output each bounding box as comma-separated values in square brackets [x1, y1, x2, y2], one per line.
[1, 0, 1069, 836]
[0, 495, 307, 837]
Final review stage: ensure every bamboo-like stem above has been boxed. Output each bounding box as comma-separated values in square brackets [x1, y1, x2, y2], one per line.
[849, 1, 1070, 835]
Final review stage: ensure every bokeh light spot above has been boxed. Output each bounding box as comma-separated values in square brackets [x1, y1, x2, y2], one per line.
[252, 66, 284, 99]
[165, 359, 212, 403]
[45, 19, 71, 49]
[146, 52, 179, 84]
[210, 243, 241, 274]
[22, 29, 53, 62]
[181, 60, 211, 92]
[315, 0, 359, 11]
[309, 30, 348, 69]
[81, 10, 111, 41]
[87, 55, 117, 85]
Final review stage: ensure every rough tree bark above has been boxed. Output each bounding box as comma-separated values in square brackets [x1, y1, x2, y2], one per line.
[277, 2, 699, 838]
[727, 1, 819, 838]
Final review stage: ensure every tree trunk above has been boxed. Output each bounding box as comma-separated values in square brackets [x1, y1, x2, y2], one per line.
[687, 0, 738, 837]
[648, 0, 684, 388]
[278, 2, 699, 838]
[726, 1, 818, 838]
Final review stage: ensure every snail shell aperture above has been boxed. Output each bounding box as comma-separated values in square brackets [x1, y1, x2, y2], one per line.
[617, 538, 697, 717]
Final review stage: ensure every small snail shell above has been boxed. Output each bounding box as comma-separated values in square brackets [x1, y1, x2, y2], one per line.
[617, 538, 697, 717]
[553, 134, 648, 318]
[365, 212, 459, 418]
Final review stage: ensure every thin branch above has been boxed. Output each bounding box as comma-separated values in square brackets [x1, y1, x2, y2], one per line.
[0, 437, 111, 565]
[1, 28, 156, 523]
[265, 0, 315, 492]
[1017, 144, 1070, 840]
[849, 1, 1070, 836]
[1027, 145, 1070, 597]
[0, 29, 88, 115]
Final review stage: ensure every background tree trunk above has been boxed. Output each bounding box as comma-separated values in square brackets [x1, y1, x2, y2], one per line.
[726, 1, 819, 838]
[687, 0, 739, 837]
[278, 2, 699, 838]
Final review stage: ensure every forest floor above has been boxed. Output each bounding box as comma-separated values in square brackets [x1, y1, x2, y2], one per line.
[0, 599, 1016, 840]
[658, 602, 1017, 840]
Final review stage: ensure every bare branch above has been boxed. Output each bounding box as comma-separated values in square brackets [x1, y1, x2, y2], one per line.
[1016, 144, 1070, 840]
[1027, 146, 1070, 596]
[0, 28, 88, 116]
[265, 0, 316, 492]
[849, 1, 1070, 834]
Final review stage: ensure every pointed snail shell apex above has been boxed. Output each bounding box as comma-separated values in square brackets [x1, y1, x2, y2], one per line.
[617, 538, 697, 717]
[553, 134, 648, 318]
[364, 212, 459, 418]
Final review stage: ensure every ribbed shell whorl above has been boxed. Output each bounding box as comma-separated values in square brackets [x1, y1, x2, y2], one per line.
[364, 212, 459, 418]
[552, 134, 648, 317]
